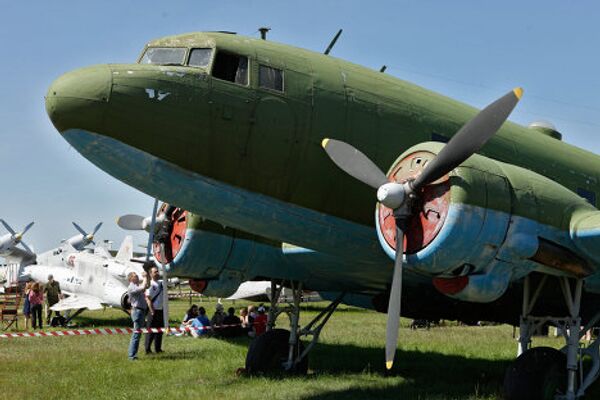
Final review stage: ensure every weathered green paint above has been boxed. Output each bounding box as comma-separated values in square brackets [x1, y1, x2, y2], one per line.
[46, 32, 600, 235]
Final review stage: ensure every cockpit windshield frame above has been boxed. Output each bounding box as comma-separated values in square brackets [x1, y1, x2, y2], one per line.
[138, 47, 188, 66]
[187, 48, 214, 69]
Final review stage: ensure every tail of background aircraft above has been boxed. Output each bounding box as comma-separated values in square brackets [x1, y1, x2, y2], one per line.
[115, 236, 133, 263]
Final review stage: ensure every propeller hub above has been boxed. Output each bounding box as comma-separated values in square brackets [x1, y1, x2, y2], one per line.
[377, 182, 406, 209]
[376, 149, 451, 255]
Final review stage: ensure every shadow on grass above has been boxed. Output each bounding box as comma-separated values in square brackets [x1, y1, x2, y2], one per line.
[296, 342, 510, 398]
[72, 315, 132, 327]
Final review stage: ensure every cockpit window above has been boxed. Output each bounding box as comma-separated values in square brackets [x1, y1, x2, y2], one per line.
[140, 47, 186, 65]
[188, 48, 213, 68]
[259, 65, 284, 92]
[212, 52, 248, 85]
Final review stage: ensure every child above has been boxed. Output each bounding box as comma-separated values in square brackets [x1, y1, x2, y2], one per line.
[253, 305, 268, 337]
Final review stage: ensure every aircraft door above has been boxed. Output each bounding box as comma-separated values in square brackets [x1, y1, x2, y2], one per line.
[208, 50, 256, 185]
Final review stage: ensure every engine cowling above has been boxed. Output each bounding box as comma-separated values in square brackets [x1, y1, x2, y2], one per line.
[376, 142, 595, 302]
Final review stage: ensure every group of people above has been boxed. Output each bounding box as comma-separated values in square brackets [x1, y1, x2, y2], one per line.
[126, 266, 166, 361]
[178, 302, 268, 338]
[126, 267, 275, 360]
[22, 274, 63, 330]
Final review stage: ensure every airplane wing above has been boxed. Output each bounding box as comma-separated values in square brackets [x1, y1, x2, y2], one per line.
[2, 247, 36, 265]
[226, 281, 271, 301]
[93, 246, 112, 258]
[50, 293, 104, 311]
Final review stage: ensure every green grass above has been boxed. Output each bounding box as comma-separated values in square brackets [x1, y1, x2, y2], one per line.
[1, 298, 598, 399]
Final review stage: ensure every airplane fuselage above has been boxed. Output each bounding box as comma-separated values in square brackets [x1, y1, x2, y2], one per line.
[30, 247, 143, 309]
[45, 32, 600, 319]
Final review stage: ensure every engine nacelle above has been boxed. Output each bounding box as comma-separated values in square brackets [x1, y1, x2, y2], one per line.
[151, 204, 377, 295]
[376, 142, 595, 302]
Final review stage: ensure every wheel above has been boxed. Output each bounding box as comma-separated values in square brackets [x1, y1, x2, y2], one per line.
[245, 328, 308, 375]
[503, 346, 567, 400]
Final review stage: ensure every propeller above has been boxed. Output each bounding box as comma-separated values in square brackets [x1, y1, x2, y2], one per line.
[322, 88, 522, 370]
[72, 221, 103, 245]
[117, 213, 166, 232]
[0, 219, 35, 253]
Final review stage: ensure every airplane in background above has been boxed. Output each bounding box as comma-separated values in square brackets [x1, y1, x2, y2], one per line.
[0, 219, 36, 266]
[23, 235, 145, 318]
[45, 31, 600, 398]
[62, 222, 103, 251]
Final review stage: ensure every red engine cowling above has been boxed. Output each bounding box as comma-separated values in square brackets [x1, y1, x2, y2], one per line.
[153, 204, 188, 264]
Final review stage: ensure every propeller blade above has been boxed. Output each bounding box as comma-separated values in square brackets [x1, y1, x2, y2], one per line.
[72, 222, 87, 236]
[92, 222, 103, 235]
[21, 222, 34, 235]
[0, 219, 16, 235]
[322, 138, 388, 189]
[412, 88, 523, 190]
[146, 199, 160, 262]
[117, 214, 146, 231]
[385, 222, 405, 370]
[20, 240, 33, 254]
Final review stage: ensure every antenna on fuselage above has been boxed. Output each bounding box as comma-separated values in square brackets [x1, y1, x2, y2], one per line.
[259, 27, 271, 40]
[379, 65, 387, 73]
[324, 29, 343, 55]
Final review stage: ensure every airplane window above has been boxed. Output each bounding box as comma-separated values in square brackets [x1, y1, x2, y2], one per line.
[188, 48, 213, 67]
[259, 65, 284, 92]
[139, 47, 186, 66]
[212, 52, 248, 85]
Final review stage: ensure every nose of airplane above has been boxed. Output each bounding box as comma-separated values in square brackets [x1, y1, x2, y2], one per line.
[46, 65, 112, 133]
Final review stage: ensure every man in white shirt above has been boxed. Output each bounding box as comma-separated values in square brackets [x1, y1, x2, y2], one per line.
[145, 266, 165, 354]
[127, 271, 150, 360]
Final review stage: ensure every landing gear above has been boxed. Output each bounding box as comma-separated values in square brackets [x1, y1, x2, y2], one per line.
[245, 328, 308, 375]
[504, 275, 600, 399]
[245, 281, 344, 375]
[504, 346, 567, 400]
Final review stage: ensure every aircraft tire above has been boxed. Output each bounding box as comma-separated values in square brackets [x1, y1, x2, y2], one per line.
[245, 328, 308, 375]
[503, 346, 566, 400]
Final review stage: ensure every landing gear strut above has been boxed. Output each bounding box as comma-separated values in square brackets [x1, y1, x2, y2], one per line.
[245, 281, 344, 375]
[504, 275, 600, 399]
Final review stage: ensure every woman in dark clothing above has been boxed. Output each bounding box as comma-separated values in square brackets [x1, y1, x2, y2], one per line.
[22, 281, 32, 330]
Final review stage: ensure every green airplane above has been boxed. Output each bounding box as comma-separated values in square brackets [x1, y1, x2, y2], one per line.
[45, 31, 600, 399]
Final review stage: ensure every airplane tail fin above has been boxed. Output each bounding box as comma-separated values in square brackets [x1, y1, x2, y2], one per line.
[115, 236, 133, 263]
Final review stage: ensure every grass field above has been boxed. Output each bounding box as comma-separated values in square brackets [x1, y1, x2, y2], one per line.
[1, 297, 599, 400]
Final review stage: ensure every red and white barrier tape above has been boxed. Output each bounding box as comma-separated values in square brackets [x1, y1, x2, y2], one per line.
[167, 292, 204, 299]
[0, 322, 258, 339]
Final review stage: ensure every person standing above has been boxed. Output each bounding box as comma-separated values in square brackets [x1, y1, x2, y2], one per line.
[127, 271, 150, 360]
[29, 282, 44, 330]
[22, 281, 33, 330]
[145, 266, 165, 354]
[44, 274, 62, 325]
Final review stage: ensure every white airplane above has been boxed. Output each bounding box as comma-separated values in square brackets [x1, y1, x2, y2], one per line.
[22, 235, 145, 315]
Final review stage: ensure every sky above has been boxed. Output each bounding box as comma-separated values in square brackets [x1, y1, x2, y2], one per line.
[0, 1, 599, 253]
